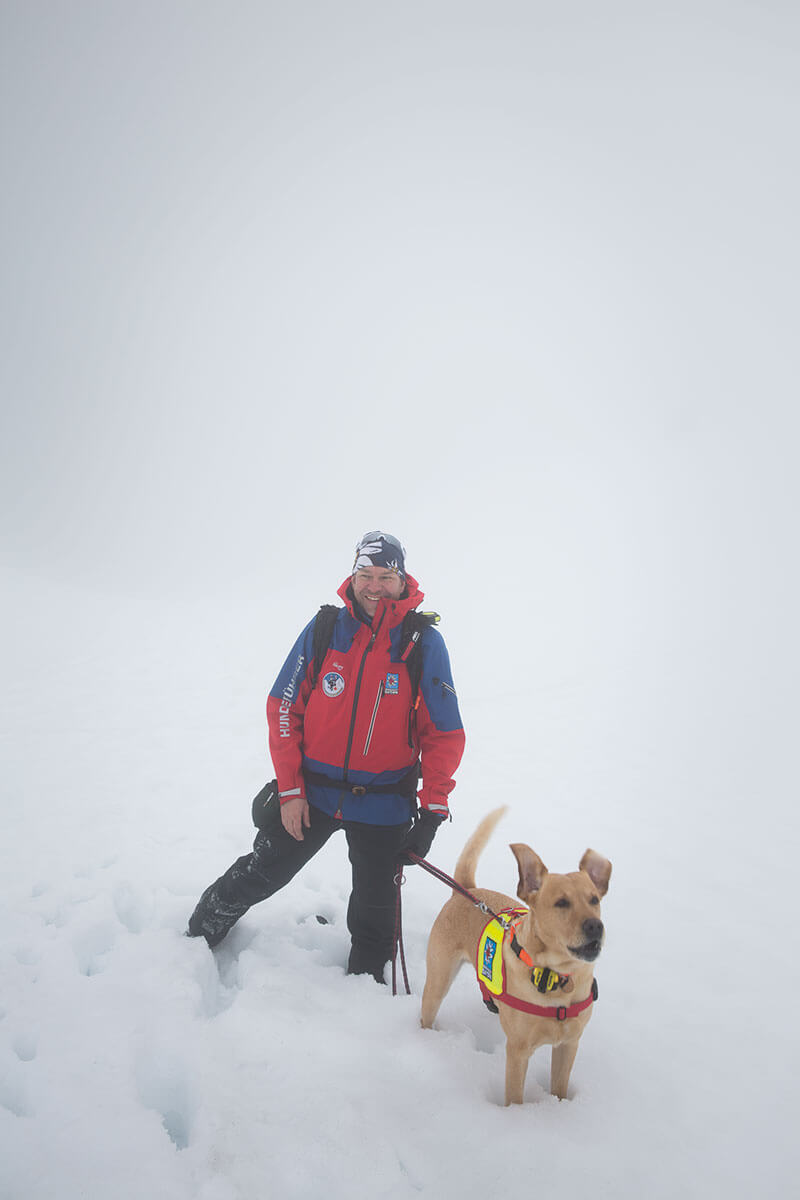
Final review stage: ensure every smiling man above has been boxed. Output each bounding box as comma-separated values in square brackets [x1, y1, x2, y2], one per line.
[188, 531, 465, 982]
[351, 561, 405, 618]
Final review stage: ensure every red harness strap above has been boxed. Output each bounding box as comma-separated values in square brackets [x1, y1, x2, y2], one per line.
[479, 977, 598, 1021]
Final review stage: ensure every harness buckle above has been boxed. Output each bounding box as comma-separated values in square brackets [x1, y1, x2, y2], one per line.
[532, 965, 560, 993]
[556, 1006, 568, 1021]
[351, 786, 367, 796]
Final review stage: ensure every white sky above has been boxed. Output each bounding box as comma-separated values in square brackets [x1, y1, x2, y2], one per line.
[3, 1, 797, 611]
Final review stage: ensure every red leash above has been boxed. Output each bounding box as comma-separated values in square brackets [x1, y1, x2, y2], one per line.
[392, 866, 411, 995]
[392, 852, 499, 996]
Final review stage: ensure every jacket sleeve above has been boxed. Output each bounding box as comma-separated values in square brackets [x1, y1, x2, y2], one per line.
[414, 629, 465, 818]
[266, 619, 316, 804]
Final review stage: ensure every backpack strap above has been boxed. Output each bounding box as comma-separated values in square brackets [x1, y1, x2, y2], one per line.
[310, 605, 342, 688]
[399, 610, 440, 701]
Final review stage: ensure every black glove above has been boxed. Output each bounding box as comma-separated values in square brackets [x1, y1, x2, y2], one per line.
[398, 809, 446, 865]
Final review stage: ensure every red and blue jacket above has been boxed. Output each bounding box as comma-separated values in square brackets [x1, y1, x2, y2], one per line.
[266, 574, 465, 825]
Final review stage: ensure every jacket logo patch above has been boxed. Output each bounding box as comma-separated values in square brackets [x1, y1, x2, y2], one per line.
[385, 673, 399, 695]
[322, 672, 345, 698]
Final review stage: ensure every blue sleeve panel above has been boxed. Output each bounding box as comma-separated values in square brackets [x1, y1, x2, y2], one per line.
[418, 627, 463, 733]
[269, 617, 316, 701]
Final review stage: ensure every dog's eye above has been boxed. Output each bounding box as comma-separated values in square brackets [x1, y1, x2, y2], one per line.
[554, 897, 570, 909]
[589, 895, 600, 906]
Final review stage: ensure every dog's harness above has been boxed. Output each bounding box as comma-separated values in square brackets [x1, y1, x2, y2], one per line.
[476, 908, 598, 1020]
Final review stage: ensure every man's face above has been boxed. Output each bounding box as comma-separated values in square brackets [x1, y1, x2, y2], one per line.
[352, 565, 405, 618]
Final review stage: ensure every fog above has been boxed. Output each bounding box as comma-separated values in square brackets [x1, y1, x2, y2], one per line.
[3, 1, 795, 594]
[2, 4, 798, 1196]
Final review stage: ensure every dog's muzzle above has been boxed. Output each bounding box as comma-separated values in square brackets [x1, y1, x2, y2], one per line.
[569, 918, 604, 962]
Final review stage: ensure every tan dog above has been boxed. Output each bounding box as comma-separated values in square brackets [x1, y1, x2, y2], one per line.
[421, 807, 612, 1105]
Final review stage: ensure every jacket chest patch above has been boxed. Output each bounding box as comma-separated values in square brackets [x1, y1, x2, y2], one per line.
[321, 671, 345, 698]
[385, 672, 399, 695]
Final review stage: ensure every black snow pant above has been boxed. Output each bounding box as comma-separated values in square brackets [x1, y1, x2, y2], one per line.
[188, 802, 411, 982]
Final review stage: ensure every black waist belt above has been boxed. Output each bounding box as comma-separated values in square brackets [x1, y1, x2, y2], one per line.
[303, 764, 419, 798]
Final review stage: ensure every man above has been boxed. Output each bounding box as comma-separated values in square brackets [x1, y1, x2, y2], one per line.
[187, 531, 465, 982]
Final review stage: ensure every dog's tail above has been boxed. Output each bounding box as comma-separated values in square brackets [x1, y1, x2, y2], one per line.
[453, 806, 508, 890]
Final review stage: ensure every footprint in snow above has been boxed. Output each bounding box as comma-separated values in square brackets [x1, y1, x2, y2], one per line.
[12, 1033, 37, 1063]
[0, 1036, 37, 1119]
[72, 922, 117, 976]
[135, 1047, 195, 1151]
[13, 944, 40, 967]
[0, 1071, 34, 1119]
[112, 881, 152, 934]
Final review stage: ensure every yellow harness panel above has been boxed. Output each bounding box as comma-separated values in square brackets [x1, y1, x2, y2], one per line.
[476, 907, 528, 997]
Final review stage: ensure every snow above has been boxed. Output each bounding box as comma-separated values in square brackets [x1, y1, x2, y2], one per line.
[2, 2, 799, 1198]
[2, 549, 796, 1198]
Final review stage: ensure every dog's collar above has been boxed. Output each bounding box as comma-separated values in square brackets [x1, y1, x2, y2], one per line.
[500, 912, 572, 993]
[506, 916, 568, 993]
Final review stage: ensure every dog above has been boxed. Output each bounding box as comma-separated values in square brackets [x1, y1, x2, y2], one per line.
[420, 807, 612, 1105]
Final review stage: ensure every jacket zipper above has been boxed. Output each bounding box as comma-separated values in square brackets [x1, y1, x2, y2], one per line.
[433, 675, 457, 699]
[363, 680, 384, 756]
[342, 612, 383, 781]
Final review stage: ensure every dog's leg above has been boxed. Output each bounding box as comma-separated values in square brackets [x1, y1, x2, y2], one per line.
[504, 1039, 532, 1105]
[420, 953, 463, 1028]
[550, 1039, 580, 1100]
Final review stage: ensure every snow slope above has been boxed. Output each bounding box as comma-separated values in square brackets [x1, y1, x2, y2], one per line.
[1, 559, 795, 1199]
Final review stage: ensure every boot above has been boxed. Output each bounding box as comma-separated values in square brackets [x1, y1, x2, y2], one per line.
[186, 882, 248, 948]
[346, 943, 389, 984]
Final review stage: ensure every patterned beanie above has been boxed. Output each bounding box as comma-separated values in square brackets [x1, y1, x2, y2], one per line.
[352, 531, 406, 578]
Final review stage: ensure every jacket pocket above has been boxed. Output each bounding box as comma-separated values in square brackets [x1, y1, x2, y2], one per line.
[362, 680, 385, 756]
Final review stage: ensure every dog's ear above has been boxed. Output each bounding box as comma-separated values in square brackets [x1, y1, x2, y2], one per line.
[579, 849, 612, 897]
[510, 844, 548, 903]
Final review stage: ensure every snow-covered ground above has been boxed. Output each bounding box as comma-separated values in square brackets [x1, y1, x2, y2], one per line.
[1, 552, 796, 1199]
[3, 3, 799, 1197]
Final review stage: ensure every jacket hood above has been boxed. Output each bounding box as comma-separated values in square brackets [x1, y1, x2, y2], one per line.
[338, 572, 424, 628]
